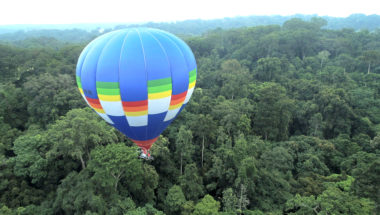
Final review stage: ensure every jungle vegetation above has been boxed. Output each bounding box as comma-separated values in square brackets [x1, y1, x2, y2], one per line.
[0, 17, 380, 214]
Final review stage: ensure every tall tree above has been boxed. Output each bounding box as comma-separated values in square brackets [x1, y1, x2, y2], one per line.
[164, 185, 186, 215]
[0, 84, 28, 130]
[222, 188, 238, 213]
[53, 170, 107, 214]
[23, 73, 83, 127]
[192, 194, 220, 215]
[236, 184, 249, 215]
[11, 132, 49, 184]
[88, 143, 142, 192]
[218, 59, 250, 99]
[361, 50, 380, 74]
[315, 87, 354, 138]
[255, 57, 282, 82]
[317, 50, 330, 70]
[175, 126, 194, 175]
[253, 83, 294, 141]
[47, 108, 118, 169]
[353, 158, 380, 212]
[180, 163, 204, 201]
[190, 114, 217, 167]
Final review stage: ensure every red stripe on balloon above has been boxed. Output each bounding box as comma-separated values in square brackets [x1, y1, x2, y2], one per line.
[122, 100, 148, 107]
[171, 91, 187, 100]
[86, 97, 101, 105]
[170, 91, 187, 106]
[86, 97, 103, 109]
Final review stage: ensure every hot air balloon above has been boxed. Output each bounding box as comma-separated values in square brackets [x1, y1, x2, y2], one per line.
[76, 28, 196, 159]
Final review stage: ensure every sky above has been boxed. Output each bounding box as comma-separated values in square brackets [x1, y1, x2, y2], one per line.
[0, 0, 379, 25]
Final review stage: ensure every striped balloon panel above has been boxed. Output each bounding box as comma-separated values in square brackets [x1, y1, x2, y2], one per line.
[76, 28, 196, 150]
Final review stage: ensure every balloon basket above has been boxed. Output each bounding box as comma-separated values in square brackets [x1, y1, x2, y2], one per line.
[139, 149, 154, 161]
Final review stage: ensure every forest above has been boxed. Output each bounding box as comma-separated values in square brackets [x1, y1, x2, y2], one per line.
[0, 17, 380, 214]
[2, 13, 380, 41]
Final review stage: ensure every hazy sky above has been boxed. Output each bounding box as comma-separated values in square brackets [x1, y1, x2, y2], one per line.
[1, 0, 379, 25]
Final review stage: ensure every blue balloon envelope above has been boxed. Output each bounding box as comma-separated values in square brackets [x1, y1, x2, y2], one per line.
[76, 28, 197, 154]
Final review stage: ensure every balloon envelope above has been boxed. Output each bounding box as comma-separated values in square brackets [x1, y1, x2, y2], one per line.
[76, 28, 196, 153]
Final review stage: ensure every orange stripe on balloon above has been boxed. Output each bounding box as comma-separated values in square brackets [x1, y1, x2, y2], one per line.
[170, 98, 185, 106]
[91, 103, 103, 109]
[123, 105, 148, 112]
[85, 97, 104, 110]
[170, 91, 187, 106]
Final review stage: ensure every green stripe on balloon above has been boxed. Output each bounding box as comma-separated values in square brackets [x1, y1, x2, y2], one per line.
[148, 77, 171, 87]
[96, 81, 119, 89]
[148, 83, 172, 93]
[189, 69, 196, 78]
[76, 77, 82, 88]
[189, 75, 196, 83]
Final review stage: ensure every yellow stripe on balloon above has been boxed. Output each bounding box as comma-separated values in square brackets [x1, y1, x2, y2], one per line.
[79, 88, 84, 95]
[148, 90, 172, 100]
[169, 103, 183, 110]
[98, 94, 121, 102]
[125, 110, 148, 116]
[188, 81, 196, 89]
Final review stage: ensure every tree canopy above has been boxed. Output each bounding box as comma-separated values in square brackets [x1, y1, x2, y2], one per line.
[1, 17, 380, 214]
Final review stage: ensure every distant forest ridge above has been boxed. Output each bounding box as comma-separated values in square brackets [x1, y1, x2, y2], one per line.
[0, 13, 380, 43]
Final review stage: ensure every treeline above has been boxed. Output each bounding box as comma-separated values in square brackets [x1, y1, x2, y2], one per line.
[0, 18, 380, 214]
[0, 29, 98, 47]
[119, 13, 380, 34]
[2, 14, 380, 45]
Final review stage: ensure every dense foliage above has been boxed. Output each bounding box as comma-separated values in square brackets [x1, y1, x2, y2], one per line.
[1, 18, 380, 214]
